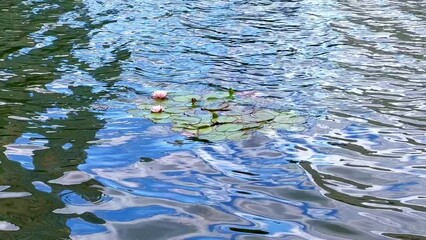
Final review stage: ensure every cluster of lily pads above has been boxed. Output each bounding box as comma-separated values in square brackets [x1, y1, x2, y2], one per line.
[128, 89, 305, 142]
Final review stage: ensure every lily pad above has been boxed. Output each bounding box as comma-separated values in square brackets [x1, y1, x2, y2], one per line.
[145, 113, 171, 119]
[241, 114, 258, 123]
[204, 92, 229, 100]
[173, 94, 201, 102]
[199, 132, 227, 141]
[226, 131, 246, 141]
[129, 88, 306, 142]
[203, 102, 229, 111]
[152, 118, 173, 124]
[197, 126, 214, 135]
[172, 116, 202, 125]
[137, 104, 152, 110]
[216, 116, 238, 124]
[216, 123, 244, 132]
[183, 128, 198, 134]
[252, 110, 276, 122]
[164, 107, 188, 114]
[241, 122, 262, 130]
[273, 112, 305, 124]
[262, 109, 280, 116]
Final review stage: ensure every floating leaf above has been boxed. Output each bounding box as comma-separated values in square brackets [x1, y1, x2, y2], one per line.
[226, 131, 245, 141]
[252, 110, 276, 122]
[273, 112, 305, 124]
[204, 92, 229, 100]
[241, 114, 258, 123]
[137, 104, 152, 110]
[216, 123, 244, 132]
[145, 113, 171, 119]
[199, 132, 227, 141]
[216, 116, 238, 123]
[200, 114, 214, 123]
[164, 107, 188, 114]
[131, 88, 306, 142]
[192, 122, 212, 129]
[262, 109, 280, 116]
[173, 116, 202, 125]
[152, 118, 173, 124]
[220, 105, 251, 116]
[198, 126, 214, 135]
[203, 102, 229, 111]
[183, 128, 198, 134]
[241, 123, 262, 130]
[173, 95, 201, 102]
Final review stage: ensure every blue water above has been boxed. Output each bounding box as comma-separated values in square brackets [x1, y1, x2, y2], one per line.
[0, 0, 425, 239]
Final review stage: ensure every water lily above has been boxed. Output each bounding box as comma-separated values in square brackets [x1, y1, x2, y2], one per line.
[152, 90, 168, 99]
[151, 105, 164, 113]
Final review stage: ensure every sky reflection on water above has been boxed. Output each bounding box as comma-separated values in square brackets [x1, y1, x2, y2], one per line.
[0, 0, 425, 239]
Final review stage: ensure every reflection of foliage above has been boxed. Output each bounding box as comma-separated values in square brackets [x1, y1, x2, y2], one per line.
[129, 90, 306, 141]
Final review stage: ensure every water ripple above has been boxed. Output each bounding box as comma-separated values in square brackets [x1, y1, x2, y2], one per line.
[0, 0, 425, 239]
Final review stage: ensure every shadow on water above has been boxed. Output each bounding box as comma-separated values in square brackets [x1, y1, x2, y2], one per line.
[0, 0, 119, 238]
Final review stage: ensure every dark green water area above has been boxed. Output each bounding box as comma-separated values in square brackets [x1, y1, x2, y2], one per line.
[0, 0, 425, 239]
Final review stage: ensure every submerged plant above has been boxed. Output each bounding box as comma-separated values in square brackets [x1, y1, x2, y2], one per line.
[129, 89, 306, 142]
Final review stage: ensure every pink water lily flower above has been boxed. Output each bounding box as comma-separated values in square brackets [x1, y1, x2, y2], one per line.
[151, 105, 164, 113]
[152, 90, 168, 99]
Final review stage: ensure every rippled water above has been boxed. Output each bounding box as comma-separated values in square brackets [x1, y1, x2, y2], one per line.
[1, 0, 425, 239]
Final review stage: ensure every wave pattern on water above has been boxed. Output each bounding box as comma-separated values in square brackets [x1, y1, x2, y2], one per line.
[0, 0, 425, 239]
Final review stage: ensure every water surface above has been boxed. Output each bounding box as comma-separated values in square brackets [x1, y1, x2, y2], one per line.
[0, 0, 425, 239]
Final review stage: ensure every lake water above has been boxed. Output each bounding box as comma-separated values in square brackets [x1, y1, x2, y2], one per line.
[0, 0, 425, 239]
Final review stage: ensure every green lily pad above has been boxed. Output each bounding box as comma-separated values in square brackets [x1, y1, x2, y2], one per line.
[226, 131, 246, 141]
[252, 110, 276, 122]
[273, 112, 305, 124]
[173, 94, 201, 102]
[137, 104, 152, 110]
[203, 102, 229, 111]
[134, 88, 306, 142]
[199, 132, 227, 141]
[262, 109, 280, 116]
[220, 105, 251, 116]
[172, 116, 202, 125]
[216, 116, 238, 123]
[183, 128, 198, 135]
[197, 126, 214, 135]
[191, 122, 213, 129]
[164, 106, 188, 114]
[241, 122, 262, 130]
[241, 114, 258, 123]
[216, 123, 244, 132]
[152, 118, 173, 124]
[204, 92, 229, 100]
[145, 113, 171, 119]
[200, 114, 214, 123]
